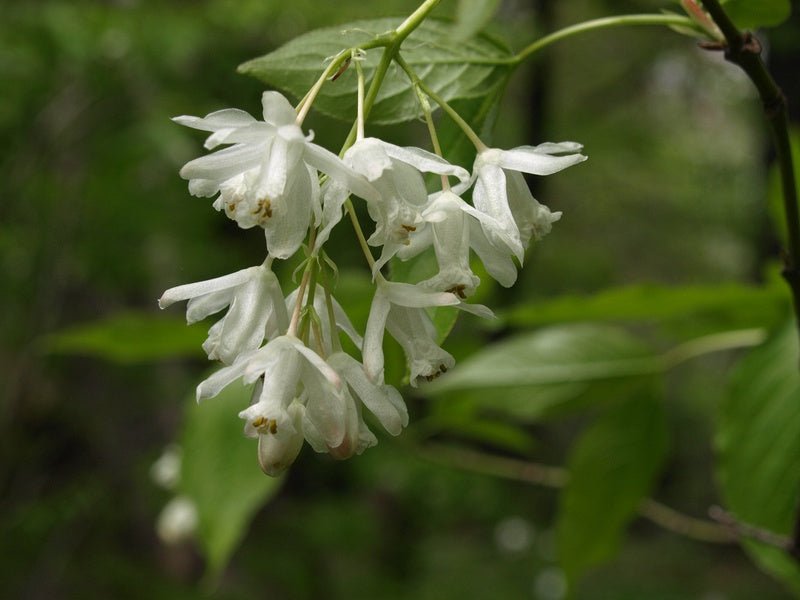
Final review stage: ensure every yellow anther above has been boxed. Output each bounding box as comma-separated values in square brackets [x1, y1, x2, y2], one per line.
[253, 197, 273, 224]
[445, 284, 467, 299]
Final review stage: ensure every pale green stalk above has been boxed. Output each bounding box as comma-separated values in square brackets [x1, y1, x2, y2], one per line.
[394, 54, 487, 152]
[514, 14, 699, 64]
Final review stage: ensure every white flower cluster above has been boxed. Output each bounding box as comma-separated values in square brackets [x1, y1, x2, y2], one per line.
[160, 91, 585, 475]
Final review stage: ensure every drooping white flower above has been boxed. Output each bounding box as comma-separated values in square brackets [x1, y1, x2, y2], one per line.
[302, 351, 409, 461]
[198, 335, 347, 476]
[397, 190, 522, 292]
[175, 91, 378, 259]
[472, 142, 587, 254]
[343, 137, 470, 272]
[158, 263, 287, 365]
[363, 278, 493, 386]
[156, 496, 198, 545]
[329, 352, 408, 435]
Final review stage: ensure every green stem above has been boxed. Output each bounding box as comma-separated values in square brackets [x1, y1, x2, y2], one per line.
[514, 14, 699, 64]
[395, 54, 487, 152]
[698, 0, 800, 562]
[416, 87, 450, 190]
[394, 0, 442, 43]
[698, 0, 800, 349]
[345, 198, 376, 271]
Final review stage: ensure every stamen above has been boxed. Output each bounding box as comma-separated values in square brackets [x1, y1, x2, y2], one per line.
[445, 284, 467, 299]
[253, 197, 273, 225]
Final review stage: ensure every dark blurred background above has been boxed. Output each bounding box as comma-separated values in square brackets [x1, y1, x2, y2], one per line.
[2, 0, 799, 598]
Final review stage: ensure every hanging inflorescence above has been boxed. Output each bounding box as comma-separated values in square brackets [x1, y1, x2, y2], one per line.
[159, 49, 586, 476]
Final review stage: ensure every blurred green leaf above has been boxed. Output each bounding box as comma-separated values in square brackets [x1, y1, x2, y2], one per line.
[453, 0, 502, 40]
[716, 321, 800, 594]
[503, 282, 788, 329]
[179, 381, 284, 579]
[427, 324, 658, 393]
[41, 312, 207, 363]
[721, 0, 791, 29]
[558, 389, 669, 585]
[425, 325, 658, 426]
[239, 18, 512, 125]
[414, 415, 537, 455]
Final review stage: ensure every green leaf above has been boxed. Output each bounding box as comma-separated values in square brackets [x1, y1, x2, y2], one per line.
[503, 282, 789, 330]
[453, 0, 502, 40]
[428, 324, 658, 393]
[414, 415, 537, 455]
[558, 390, 669, 584]
[721, 0, 791, 29]
[425, 324, 658, 424]
[179, 381, 284, 579]
[239, 18, 512, 125]
[40, 311, 207, 363]
[716, 321, 800, 594]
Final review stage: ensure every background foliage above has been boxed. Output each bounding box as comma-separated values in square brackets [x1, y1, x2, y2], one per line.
[2, 0, 800, 598]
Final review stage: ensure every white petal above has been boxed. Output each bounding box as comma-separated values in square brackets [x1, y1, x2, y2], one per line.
[362, 287, 392, 382]
[504, 170, 562, 245]
[158, 267, 260, 309]
[344, 138, 392, 180]
[188, 178, 220, 197]
[286, 337, 341, 388]
[202, 122, 274, 150]
[395, 227, 433, 261]
[302, 366, 346, 447]
[304, 143, 380, 203]
[381, 140, 470, 185]
[473, 162, 517, 232]
[468, 219, 518, 287]
[215, 270, 275, 363]
[179, 143, 262, 182]
[185, 288, 236, 324]
[313, 181, 348, 252]
[329, 352, 407, 435]
[529, 141, 584, 154]
[263, 160, 312, 259]
[173, 109, 257, 132]
[455, 301, 495, 319]
[255, 401, 305, 476]
[494, 145, 587, 176]
[195, 356, 252, 401]
[382, 280, 460, 309]
[261, 91, 297, 126]
[256, 134, 291, 200]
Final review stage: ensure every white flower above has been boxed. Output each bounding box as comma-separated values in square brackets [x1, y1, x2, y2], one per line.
[158, 263, 288, 365]
[198, 335, 347, 476]
[401, 190, 523, 296]
[304, 352, 409, 461]
[472, 142, 586, 253]
[175, 91, 378, 259]
[150, 445, 182, 490]
[329, 351, 408, 435]
[343, 137, 470, 272]
[156, 496, 198, 545]
[363, 278, 493, 386]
